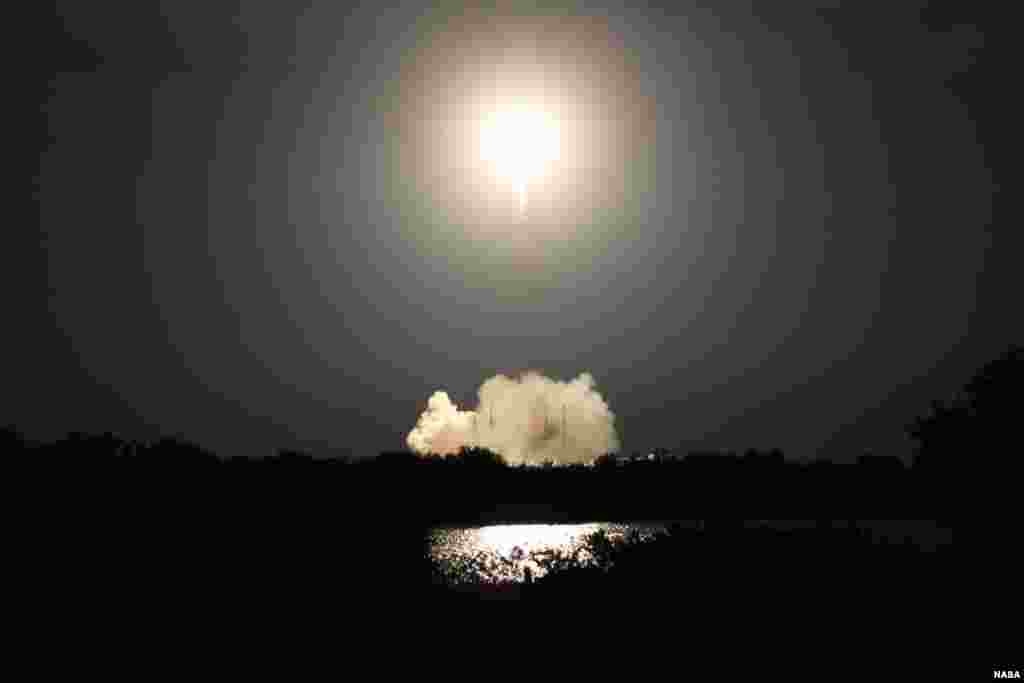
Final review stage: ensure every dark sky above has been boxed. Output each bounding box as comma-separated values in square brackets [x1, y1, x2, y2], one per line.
[20, 1, 1016, 460]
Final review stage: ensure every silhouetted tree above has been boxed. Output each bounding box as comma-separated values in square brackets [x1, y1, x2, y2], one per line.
[142, 436, 216, 463]
[909, 345, 1021, 474]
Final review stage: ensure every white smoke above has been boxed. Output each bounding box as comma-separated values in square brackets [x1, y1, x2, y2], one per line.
[406, 372, 619, 465]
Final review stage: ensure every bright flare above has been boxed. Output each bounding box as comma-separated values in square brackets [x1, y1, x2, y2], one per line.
[480, 110, 560, 214]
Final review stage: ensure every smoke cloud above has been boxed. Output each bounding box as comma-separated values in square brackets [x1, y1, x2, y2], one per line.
[406, 372, 619, 465]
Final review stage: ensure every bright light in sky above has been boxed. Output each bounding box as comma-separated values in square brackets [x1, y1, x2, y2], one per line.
[480, 110, 560, 214]
[387, 8, 655, 255]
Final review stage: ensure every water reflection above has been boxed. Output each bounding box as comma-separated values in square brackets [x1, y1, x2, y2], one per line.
[429, 522, 667, 584]
[428, 520, 952, 585]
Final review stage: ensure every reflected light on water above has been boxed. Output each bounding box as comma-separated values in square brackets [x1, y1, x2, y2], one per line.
[428, 521, 951, 586]
[477, 523, 603, 558]
[429, 522, 665, 584]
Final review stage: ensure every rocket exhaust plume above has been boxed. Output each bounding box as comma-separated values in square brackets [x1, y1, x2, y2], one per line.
[406, 372, 619, 465]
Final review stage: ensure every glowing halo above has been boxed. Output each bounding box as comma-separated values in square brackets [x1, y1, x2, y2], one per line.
[381, 7, 657, 287]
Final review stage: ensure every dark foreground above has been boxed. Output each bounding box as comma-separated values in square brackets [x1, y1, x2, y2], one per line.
[9, 347, 1018, 670]
[18, 468, 1012, 675]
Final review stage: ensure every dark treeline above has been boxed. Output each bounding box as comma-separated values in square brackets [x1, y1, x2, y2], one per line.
[2, 432, 950, 518]
[5, 345, 1018, 521]
[0, 423, 948, 517]
[7, 428, 935, 518]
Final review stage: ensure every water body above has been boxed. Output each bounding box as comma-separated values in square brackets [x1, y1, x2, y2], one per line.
[427, 520, 951, 584]
[428, 522, 670, 584]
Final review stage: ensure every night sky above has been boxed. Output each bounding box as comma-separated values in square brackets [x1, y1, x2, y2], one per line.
[22, 2, 1015, 460]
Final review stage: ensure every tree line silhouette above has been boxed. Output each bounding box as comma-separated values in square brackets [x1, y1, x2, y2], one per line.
[4, 345, 1015, 521]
